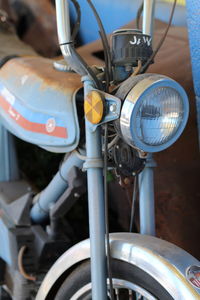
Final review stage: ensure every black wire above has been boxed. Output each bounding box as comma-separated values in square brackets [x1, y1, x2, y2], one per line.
[86, 0, 112, 88]
[129, 175, 138, 232]
[136, 2, 143, 30]
[104, 124, 115, 300]
[65, 1, 101, 89]
[139, 0, 177, 74]
[70, 0, 81, 40]
[99, 30, 110, 91]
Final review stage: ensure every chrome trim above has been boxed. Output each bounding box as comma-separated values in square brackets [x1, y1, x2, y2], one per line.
[55, 0, 71, 45]
[143, 0, 155, 37]
[120, 74, 189, 152]
[36, 233, 200, 300]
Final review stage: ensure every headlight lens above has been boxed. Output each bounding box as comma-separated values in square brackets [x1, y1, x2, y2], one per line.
[120, 74, 189, 152]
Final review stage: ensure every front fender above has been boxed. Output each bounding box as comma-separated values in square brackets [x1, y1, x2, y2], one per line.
[36, 233, 200, 300]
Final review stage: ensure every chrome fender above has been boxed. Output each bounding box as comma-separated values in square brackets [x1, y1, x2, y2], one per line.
[36, 233, 200, 300]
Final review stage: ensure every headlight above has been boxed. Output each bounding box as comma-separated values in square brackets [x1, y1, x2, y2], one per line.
[119, 74, 189, 152]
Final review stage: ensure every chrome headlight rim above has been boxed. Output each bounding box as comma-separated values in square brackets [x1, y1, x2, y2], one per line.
[120, 74, 189, 153]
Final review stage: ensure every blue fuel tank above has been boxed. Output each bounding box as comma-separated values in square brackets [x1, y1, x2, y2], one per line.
[0, 57, 82, 153]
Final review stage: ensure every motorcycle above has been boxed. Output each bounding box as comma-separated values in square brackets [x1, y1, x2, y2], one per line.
[0, 0, 200, 299]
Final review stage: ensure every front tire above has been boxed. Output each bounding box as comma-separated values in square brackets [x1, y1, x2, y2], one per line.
[55, 259, 173, 300]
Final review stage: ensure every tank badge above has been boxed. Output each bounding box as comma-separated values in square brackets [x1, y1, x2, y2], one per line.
[46, 118, 56, 133]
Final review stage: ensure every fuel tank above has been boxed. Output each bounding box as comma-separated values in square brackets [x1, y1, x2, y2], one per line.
[0, 56, 82, 153]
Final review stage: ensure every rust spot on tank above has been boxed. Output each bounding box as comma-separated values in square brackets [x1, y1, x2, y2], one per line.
[0, 56, 82, 94]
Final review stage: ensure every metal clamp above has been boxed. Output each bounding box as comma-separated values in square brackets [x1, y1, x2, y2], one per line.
[83, 158, 104, 170]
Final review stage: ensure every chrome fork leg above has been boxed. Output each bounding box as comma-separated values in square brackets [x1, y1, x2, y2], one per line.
[83, 78, 107, 300]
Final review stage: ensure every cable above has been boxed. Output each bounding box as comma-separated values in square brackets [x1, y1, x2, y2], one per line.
[131, 60, 142, 77]
[86, 0, 112, 88]
[136, 2, 144, 30]
[64, 1, 102, 89]
[18, 246, 36, 281]
[70, 0, 81, 40]
[139, 0, 177, 74]
[104, 124, 115, 300]
[99, 30, 110, 91]
[129, 175, 138, 232]
[108, 136, 119, 150]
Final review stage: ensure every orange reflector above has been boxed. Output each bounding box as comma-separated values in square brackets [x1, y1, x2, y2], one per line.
[84, 91, 104, 124]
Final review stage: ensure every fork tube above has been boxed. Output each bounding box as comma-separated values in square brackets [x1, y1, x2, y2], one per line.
[139, 154, 156, 236]
[142, 0, 155, 37]
[83, 78, 107, 300]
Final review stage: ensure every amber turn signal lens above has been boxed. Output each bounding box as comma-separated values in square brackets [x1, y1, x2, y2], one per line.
[84, 90, 104, 124]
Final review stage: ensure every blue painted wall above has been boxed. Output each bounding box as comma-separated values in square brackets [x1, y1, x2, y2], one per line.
[70, 1, 186, 44]
[186, 0, 200, 144]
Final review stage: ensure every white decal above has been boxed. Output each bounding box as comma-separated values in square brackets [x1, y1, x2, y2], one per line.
[1, 87, 15, 105]
[130, 36, 152, 46]
[8, 107, 20, 121]
[46, 118, 56, 133]
[8, 107, 16, 118]
[143, 36, 152, 46]
[130, 36, 141, 45]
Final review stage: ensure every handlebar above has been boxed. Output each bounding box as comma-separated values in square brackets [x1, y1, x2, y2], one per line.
[55, 0, 101, 89]
[55, 0, 71, 45]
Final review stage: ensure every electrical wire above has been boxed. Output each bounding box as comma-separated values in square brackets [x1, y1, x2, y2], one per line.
[86, 0, 112, 89]
[99, 30, 110, 91]
[136, 2, 144, 30]
[129, 175, 138, 232]
[104, 124, 115, 300]
[108, 136, 119, 150]
[139, 0, 177, 74]
[68, 0, 102, 89]
[18, 246, 36, 281]
[70, 0, 81, 40]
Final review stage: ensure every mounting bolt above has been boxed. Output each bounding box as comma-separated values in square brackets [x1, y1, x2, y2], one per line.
[110, 104, 116, 113]
[74, 193, 80, 198]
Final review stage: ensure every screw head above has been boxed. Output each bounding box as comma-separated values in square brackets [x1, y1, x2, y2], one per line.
[110, 104, 116, 113]
[74, 193, 80, 198]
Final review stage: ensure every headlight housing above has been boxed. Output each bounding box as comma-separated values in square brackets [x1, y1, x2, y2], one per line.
[119, 74, 189, 152]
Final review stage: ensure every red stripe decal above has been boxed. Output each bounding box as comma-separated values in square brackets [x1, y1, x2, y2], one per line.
[0, 95, 68, 139]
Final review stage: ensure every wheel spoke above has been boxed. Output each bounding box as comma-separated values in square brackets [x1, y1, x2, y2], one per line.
[115, 288, 120, 300]
[129, 289, 133, 300]
[136, 292, 142, 300]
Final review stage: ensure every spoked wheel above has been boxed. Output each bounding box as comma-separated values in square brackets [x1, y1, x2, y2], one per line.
[55, 259, 173, 300]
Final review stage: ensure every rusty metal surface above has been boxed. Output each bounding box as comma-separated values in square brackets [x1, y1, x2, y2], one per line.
[0, 56, 82, 93]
